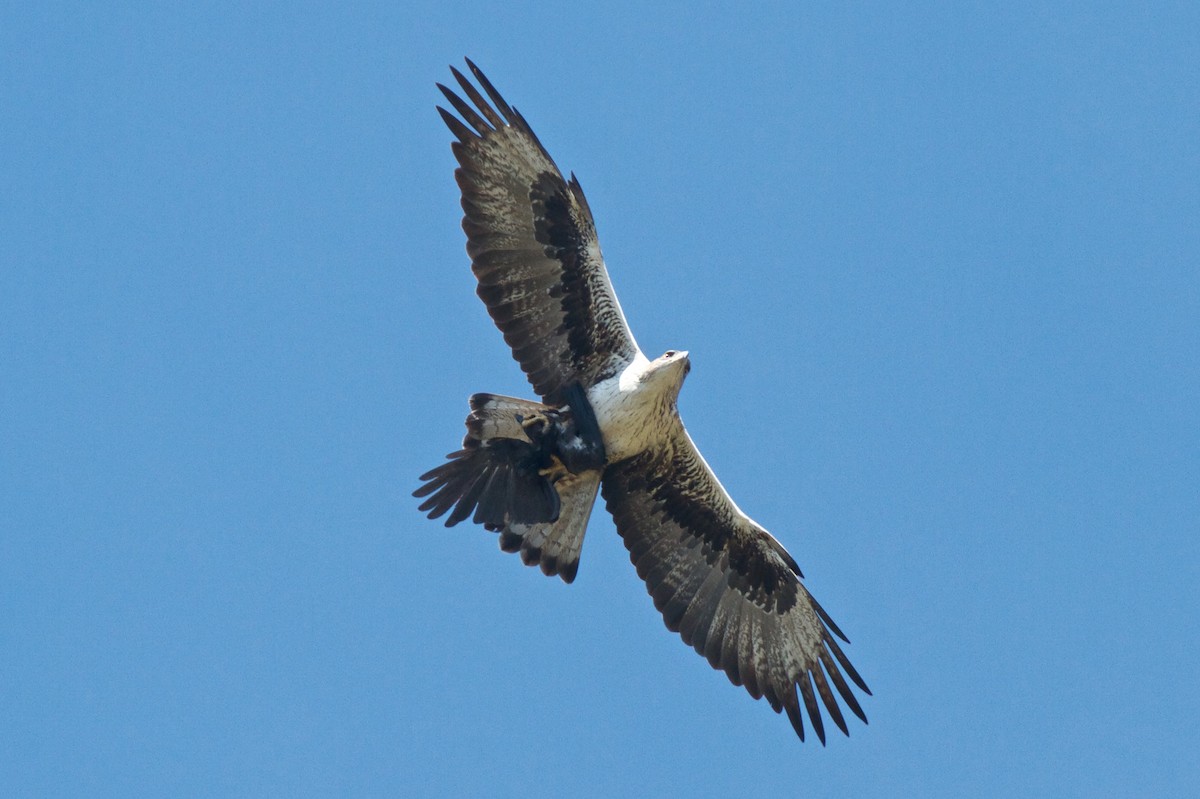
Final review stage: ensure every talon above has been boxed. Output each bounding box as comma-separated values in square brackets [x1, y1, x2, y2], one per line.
[519, 412, 550, 434]
[538, 454, 569, 483]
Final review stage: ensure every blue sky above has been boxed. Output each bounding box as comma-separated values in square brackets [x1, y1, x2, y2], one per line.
[3, 2, 1198, 796]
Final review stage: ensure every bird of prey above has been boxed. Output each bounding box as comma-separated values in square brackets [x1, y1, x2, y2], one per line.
[416, 59, 870, 743]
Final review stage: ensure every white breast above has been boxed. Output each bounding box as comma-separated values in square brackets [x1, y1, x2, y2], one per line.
[586, 354, 676, 463]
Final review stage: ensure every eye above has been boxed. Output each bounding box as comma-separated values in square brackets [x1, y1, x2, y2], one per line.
[664, 350, 677, 358]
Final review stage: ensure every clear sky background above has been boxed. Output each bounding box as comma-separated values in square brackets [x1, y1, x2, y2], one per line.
[3, 2, 1198, 797]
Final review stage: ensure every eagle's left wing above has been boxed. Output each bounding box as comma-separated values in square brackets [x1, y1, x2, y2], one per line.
[437, 60, 641, 406]
[601, 428, 871, 743]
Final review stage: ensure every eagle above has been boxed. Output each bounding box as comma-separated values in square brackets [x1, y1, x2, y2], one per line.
[415, 59, 871, 743]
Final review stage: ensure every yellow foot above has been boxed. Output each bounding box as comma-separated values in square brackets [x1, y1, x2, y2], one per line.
[538, 454, 569, 483]
[518, 412, 551, 436]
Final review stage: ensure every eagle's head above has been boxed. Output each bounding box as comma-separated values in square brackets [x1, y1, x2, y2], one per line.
[644, 349, 691, 398]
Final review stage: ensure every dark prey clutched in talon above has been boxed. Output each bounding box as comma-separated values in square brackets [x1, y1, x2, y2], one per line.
[414, 59, 871, 743]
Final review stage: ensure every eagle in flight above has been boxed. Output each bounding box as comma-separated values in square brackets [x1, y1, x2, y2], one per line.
[416, 59, 870, 743]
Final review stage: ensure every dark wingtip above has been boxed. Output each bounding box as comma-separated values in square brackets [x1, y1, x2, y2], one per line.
[798, 676, 827, 745]
[463, 56, 482, 80]
[446, 60, 506, 130]
[810, 593, 851, 643]
[463, 58, 515, 121]
[437, 106, 475, 143]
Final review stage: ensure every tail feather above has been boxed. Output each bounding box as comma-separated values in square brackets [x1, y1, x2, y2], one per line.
[499, 471, 600, 583]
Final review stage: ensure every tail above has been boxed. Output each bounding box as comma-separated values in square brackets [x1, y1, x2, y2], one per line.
[414, 393, 601, 582]
[498, 470, 600, 583]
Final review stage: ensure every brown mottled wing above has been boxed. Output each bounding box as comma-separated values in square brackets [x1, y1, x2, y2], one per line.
[600, 429, 871, 743]
[437, 60, 640, 405]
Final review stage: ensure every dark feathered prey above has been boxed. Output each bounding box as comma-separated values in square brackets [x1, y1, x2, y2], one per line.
[415, 59, 871, 743]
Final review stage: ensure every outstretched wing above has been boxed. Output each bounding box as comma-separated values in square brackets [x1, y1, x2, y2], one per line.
[437, 60, 641, 406]
[600, 429, 871, 743]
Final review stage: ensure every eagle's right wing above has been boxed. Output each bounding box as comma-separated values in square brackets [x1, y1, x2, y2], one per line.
[601, 428, 871, 743]
[437, 60, 641, 406]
